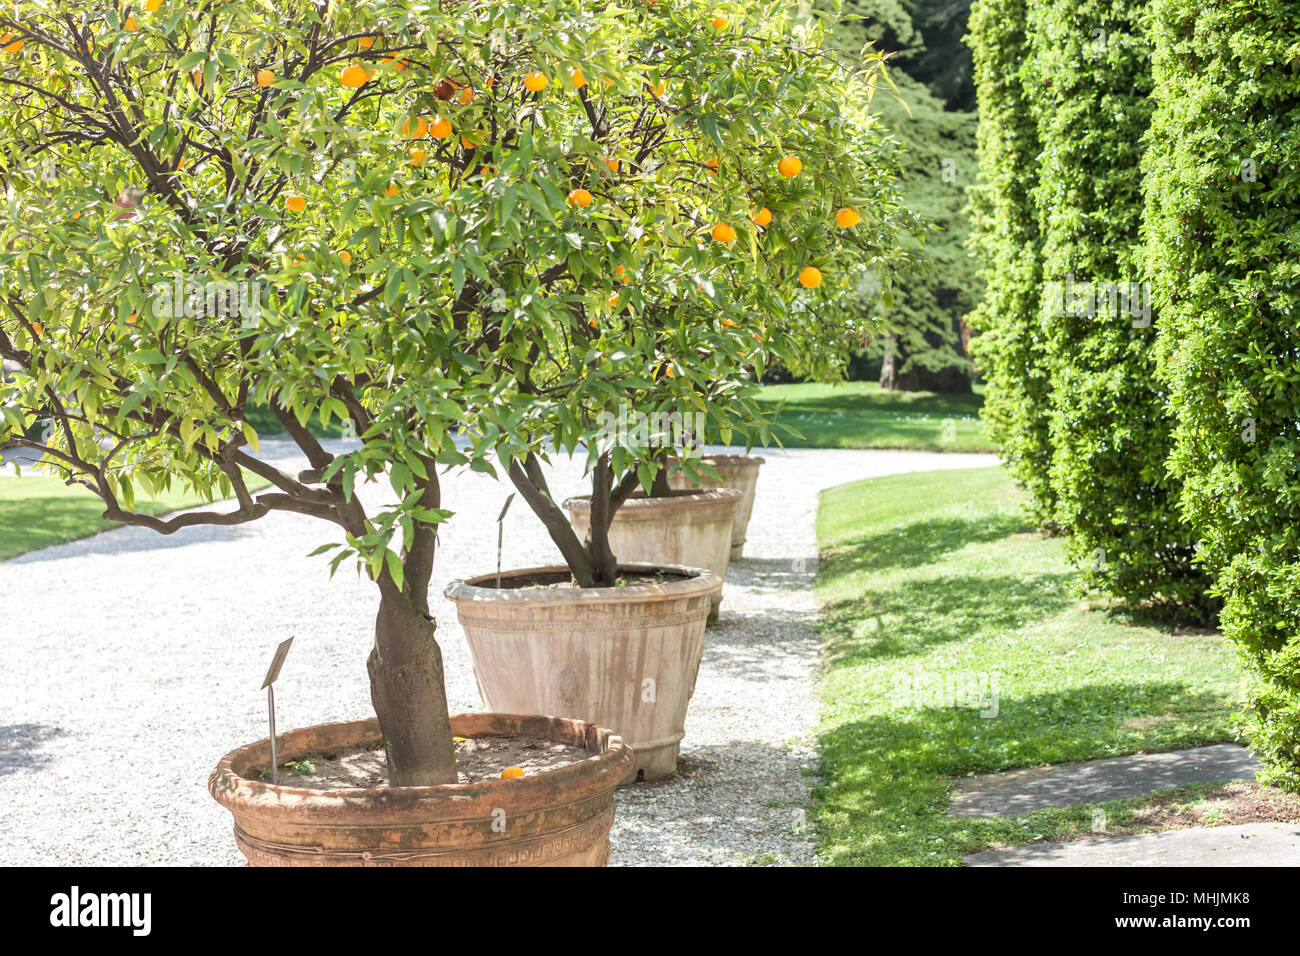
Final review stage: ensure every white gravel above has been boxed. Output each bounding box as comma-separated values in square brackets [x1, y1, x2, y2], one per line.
[0, 442, 996, 866]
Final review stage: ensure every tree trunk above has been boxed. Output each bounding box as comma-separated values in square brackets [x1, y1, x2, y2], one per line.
[366, 588, 458, 786]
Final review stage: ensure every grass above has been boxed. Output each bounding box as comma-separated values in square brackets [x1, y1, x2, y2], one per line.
[812, 466, 1244, 866]
[0, 470, 269, 560]
[755, 381, 993, 452]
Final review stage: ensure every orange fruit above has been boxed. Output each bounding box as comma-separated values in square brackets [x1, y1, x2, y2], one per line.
[835, 207, 860, 228]
[0, 32, 23, 53]
[402, 115, 428, 138]
[798, 266, 822, 288]
[457, 85, 474, 105]
[524, 71, 548, 92]
[357, 36, 376, 49]
[605, 157, 620, 173]
[190, 68, 203, 87]
[501, 767, 525, 779]
[285, 193, 305, 212]
[608, 293, 620, 308]
[145, 0, 163, 11]
[571, 67, 586, 89]
[339, 63, 371, 88]
[721, 317, 738, 329]
[383, 55, 408, 71]
[479, 165, 494, 176]
[568, 188, 593, 207]
[648, 80, 666, 98]
[31, 321, 43, 335]
[704, 156, 719, 174]
[429, 115, 453, 139]
[711, 222, 736, 243]
[124, 16, 138, 32]
[777, 155, 802, 178]
[385, 183, 399, 196]
[408, 146, 426, 165]
[751, 206, 772, 226]
[127, 312, 138, 324]
[256, 68, 275, 87]
[664, 363, 675, 378]
[338, 250, 352, 265]
[709, 14, 729, 30]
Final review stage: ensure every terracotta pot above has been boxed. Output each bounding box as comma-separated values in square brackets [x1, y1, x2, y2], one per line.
[445, 564, 721, 782]
[208, 712, 633, 866]
[563, 488, 741, 622]
[667, 455, 765, 560]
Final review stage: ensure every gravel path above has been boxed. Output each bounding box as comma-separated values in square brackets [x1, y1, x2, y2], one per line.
[0, 443, 996, 866]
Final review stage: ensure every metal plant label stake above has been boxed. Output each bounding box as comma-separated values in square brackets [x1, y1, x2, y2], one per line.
[261, 636, 294, 784]
[496, 493, 515, 589]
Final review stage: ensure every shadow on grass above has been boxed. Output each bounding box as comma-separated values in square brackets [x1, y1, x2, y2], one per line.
[813, 681, 1238, 866]
[0, 723, 65, 776]
[821, 511, 1036, 581]
[822, 569, 1075, 665]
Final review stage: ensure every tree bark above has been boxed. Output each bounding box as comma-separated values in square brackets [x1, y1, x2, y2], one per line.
[366, 584, 458, 786]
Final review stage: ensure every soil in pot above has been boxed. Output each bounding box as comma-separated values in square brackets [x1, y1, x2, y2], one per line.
[260, 735, 593, 789]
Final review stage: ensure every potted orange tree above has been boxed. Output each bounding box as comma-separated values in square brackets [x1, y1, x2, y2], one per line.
[0, 1, 669, 866]
[442, 2, 913, 779]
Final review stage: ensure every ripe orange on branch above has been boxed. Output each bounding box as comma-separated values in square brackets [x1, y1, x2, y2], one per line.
[709, 14, 729, 30]
[339, 64, 372, 88]
[711, 222, 736, 243]
[835, 207, 860, 228]
[256, 69, 275, 87]
[778, 155, 802, 178]
[571, 67, 587, 90]
[568, 188, 593, 207]
[402, 116, 428, 138]
[798, 266, 822, 288]
[429, 115, 453, 139]
[284, 193, 306, 212]
[751, 207, 772, 226]
[524, 71, 548, 92]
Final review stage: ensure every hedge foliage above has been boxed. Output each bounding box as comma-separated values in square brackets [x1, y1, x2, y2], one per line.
[1145, 0, 1300, 786]
[1025, 0, 1214, 616]
[966, 0, 1055, 522]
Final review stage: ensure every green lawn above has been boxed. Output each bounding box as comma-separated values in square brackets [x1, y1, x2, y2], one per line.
[756, 381, 993, 452]
[0, 471, 269, 560]
[812, 466, 1243, 865]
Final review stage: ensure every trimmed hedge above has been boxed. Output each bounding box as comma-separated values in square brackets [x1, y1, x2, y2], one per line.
[966, 0, 1055, 523]
[1025, 0, 1214, 617]
[1145, 0, 1300, 786]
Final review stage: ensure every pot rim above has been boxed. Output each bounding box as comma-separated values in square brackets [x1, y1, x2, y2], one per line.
[562, 486, 742, 515]
[208, 713, 634, 823]
[444, 561, 722, 607]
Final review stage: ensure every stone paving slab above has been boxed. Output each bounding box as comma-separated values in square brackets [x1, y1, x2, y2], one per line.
[948, 744, 1262, 818]
[964, 822, 1300, 866]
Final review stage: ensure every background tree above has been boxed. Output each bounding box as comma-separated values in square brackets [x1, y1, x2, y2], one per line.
[821, 0, 979, 392]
